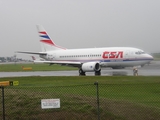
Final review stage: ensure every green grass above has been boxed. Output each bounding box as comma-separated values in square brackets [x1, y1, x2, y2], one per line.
[0, 63, 77, 71]
[0, 62, 160, 119]
[1, 76, 160, 119]
[0, 64, 160, 120]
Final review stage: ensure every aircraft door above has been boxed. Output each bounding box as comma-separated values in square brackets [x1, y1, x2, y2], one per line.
[125, 51, 131, 59]
[47, 53, 56, 61]
[52, 53, 56, 60]
[125, 50, 134, 59]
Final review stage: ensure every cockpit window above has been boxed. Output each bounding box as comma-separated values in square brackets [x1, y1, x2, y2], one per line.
[135, 51, 145, 55]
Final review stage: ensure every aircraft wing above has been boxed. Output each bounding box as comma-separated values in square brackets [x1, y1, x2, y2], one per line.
[34, 60, 82, 67]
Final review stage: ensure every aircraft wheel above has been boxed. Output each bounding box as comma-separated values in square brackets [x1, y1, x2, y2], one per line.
[79, 69, 86, 76]
[95, 69, 101, 76]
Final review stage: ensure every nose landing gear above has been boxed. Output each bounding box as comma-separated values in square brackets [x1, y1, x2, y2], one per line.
[133, 68, 138, 76]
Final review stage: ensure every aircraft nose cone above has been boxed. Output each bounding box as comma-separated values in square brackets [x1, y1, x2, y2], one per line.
[147, 54, 154, 60]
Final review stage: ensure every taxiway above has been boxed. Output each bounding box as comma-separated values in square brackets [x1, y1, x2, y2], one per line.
[0, 61, 159, 77]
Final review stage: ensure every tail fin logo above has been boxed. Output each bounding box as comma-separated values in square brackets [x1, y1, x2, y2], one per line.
[37, 25, 66, 50]
[39, 32, 55, 45]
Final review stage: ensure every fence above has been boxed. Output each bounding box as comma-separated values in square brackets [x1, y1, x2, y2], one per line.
[0, 82, 160, 120]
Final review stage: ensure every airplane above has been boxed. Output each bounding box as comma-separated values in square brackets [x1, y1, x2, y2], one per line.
[17, 25, 154, 76]
[31, 56, 45, 63]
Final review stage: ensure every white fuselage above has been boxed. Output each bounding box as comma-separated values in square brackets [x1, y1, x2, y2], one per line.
[40, 47, 153, 68]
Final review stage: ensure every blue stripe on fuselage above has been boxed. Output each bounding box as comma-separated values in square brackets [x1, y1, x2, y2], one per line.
[51, 58, 153, 63]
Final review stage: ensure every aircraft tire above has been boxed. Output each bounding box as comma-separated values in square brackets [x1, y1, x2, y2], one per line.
[95, 69, 101, 76]
[79, 69, 86, 76]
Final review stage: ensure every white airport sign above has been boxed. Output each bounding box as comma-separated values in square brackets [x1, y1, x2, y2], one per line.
[41, 99, 60, 109]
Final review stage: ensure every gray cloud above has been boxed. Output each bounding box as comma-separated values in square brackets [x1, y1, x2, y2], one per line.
[0, 0, 160, 59]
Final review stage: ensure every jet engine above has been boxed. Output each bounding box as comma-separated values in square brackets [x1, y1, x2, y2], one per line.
[81, 62, 101, 72]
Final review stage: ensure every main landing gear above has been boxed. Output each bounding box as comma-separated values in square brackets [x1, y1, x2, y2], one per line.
[79, 69, 86, 76]
[95, 69, 101, 76]
[79, 69, 101, 76]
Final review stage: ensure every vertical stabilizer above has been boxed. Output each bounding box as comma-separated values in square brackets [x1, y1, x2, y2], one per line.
[31, 56, 36, 60]
[36, 25, 66, 52]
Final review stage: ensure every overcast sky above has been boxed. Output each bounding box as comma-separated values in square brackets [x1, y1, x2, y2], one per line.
[0, 0, 160, 59]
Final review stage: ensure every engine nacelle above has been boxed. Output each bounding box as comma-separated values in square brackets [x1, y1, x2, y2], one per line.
[81, 62, 101, 72]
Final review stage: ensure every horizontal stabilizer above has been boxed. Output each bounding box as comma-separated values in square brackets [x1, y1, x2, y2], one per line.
[16, 51, 47, 55]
